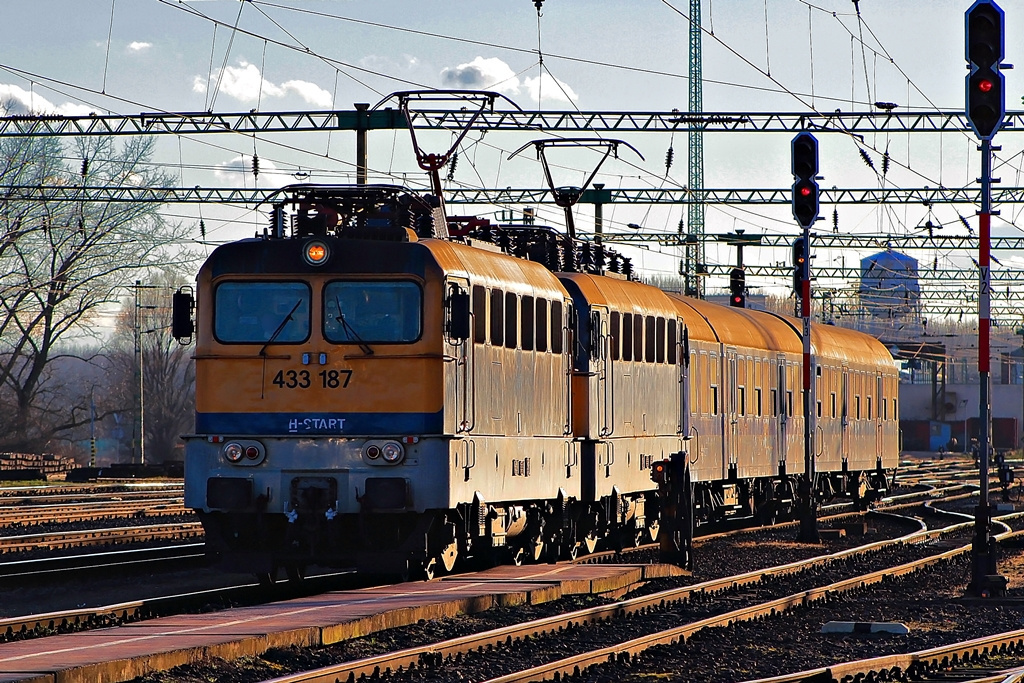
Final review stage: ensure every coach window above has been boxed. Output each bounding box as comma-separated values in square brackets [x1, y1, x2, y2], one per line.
[655, 317, 665, 362]
[634, 314, 644, 362]
[521, 296, 535, 351]
[622, 313, 633, 361]
[610, 312, 621, 360]
[668, 321, 677, 364]
[472, 285, 487, 344]
[504, 292, 518, 349]
[551, 301, 564, 354]
[855, 395, 862, 420]
[755, 387, 763, 416]
[536, 299, 548, 352]
[711, 385, 719, 415]
[645, 316, 656, 362]
[738, 386, 746, 416]
[490, 289, 504, 346]
[787, 390, 794, 417]
[215, 281, 310, 344]
[324, 281, 421, 343]
[831, 393, 837, 418]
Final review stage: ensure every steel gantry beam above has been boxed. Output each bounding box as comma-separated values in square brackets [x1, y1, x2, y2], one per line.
[7, 184, 1024, 208]
[0, 108, 1021, 137]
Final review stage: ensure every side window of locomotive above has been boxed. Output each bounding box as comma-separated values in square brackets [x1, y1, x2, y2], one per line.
[324, 281, 422, 343]
[214, 281, 310, 344]
[473, 285, 487, 344]
[536, 299, 548, 352]
[521, 296, 535, 351]
[610, 312, 621, 361]
[490, 289, 504, 346]
[550, 301, 563, 354]
[504, 292, 517, 349]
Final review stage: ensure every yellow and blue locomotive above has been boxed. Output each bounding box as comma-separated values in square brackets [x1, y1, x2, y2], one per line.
[178, 183, 899, 580]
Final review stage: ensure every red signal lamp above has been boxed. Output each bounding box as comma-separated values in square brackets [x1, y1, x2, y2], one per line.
[799, 186, 812, 197]
[978, 79, 994, 93]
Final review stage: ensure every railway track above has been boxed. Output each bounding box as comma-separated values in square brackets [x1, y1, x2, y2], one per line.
[232, 511, 1024, 683]
[0, 521, 203, 554]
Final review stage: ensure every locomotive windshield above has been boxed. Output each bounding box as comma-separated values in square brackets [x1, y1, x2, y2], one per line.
[324, 280, 421, 343]
[214, 281, 311, 343]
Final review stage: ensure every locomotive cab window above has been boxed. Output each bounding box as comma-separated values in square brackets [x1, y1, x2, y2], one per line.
[214, 281, 311, 344]
[324, 280, 421, 343]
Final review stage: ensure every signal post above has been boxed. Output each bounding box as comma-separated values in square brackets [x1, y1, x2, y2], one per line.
[792, 132, 820, 544]
[965, 0, 1008, 598]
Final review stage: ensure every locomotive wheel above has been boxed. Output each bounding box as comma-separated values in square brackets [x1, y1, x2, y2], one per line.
[256, 571, 277, 587]
[511, 547, 526, 566]
[285, 564, 306, 582]
[647, 520, 660, 542]
[582, 532, 599, 555]
[439, 541, 458, 573]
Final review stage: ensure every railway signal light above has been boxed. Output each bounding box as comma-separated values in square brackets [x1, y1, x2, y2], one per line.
[792, 238, 806, 296]
[791, 133, 819, 228]
[729, 267, 746, 308]
[965, 0, 1006, 140]
[650, 459, 671, 485]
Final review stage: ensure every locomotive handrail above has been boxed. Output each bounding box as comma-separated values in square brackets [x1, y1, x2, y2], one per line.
[193, 353, 292, 360]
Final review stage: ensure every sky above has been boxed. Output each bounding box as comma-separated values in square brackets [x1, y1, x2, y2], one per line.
[1, 0, 1022, 312]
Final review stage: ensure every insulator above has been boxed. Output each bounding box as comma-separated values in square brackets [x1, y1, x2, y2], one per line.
[199, 219, 207, 240]
[447, 152, 458, 181]
[881, 151, 890, 176]
[81, 157, 88, 177]
[252, 153, 260, 180]
[858, 147, 874, 170]
[665, 146, 674, 173]
[832, 209, 839, 233]
[959, 214, 972, 232]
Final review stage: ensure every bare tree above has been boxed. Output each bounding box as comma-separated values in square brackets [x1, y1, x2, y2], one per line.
[0, 134, 193, 452]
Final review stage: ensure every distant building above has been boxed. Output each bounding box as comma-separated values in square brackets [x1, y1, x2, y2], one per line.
[859, 250, 920, 319]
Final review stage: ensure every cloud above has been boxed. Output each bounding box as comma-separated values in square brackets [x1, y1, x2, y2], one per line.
[194, 60, 332, 108]
[439, 56, 578, 105]
[523, 73, 578, 104]
[128, 41, 152, 52]
[440, 57, 520, 95]
[0, 84, 96, 116]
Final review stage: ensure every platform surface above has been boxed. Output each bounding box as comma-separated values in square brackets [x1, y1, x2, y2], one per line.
[0, 562, 680, 683]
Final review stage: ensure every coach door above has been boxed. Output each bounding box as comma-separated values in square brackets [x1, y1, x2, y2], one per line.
[679, 323, 691, 440]
[590, 306, 612, 437]
[775, 356, 788, 467]
[875, 373, 884, 458]
[446, 279, 473, 434]
[841, 366, 850, 461]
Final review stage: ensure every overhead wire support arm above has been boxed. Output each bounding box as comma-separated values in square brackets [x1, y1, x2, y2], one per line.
[2, 108, 1023, 137]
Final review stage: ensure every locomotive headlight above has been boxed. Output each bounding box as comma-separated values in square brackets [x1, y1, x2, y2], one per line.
[224, 442, 244, 463]
[365, 444, 382, 460]
[304, 240, 329, 266]
[381, 441, 404, 464]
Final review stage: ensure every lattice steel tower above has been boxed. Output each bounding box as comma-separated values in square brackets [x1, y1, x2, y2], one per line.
[684, 0, 706, 298]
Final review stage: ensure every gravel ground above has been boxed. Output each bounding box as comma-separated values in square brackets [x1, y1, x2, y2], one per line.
[122, 514, 981, 683]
